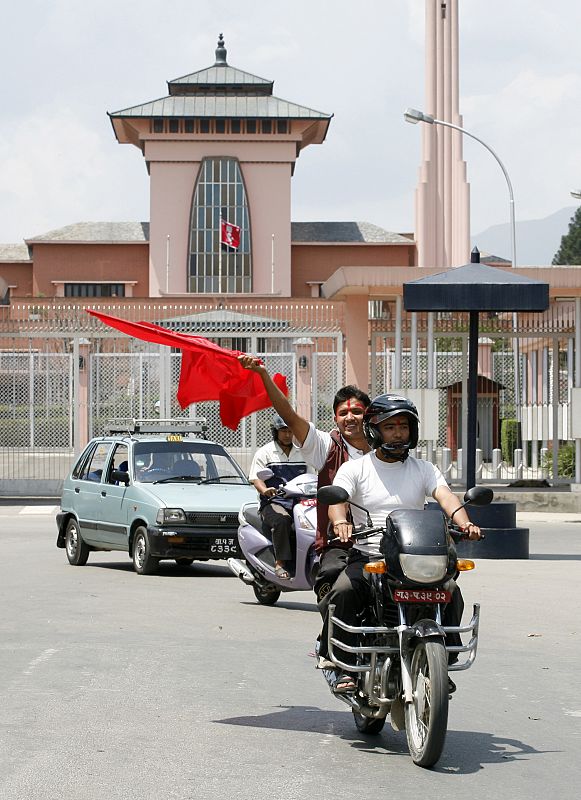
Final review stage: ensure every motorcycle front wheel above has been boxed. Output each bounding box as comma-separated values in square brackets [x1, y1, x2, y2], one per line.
[404, 638, 449, 768]
[352, 710, 386, 735]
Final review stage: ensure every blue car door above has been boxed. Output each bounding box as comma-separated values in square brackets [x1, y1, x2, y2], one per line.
[74, 442, 112, 545]
[98, 443, 130, 549]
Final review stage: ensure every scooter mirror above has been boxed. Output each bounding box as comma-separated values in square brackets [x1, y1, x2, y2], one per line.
[463, 486, 494, 506]
[317, 485, 349, 505]
[256, 468, 274, 481]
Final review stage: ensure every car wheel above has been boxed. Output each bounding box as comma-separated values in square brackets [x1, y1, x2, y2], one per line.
[65, 518, 89, 566]
[132, 527, 158, 575]
[175, 558, 194, 566]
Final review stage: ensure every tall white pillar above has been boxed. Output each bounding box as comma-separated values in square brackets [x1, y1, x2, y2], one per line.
[415, 0, 470, 268]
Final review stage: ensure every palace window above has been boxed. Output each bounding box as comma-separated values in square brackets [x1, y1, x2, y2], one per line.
[64, 283, 125, 298]
[188, 157, 252, 293]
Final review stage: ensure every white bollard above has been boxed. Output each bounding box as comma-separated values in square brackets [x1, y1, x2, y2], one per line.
[492, 448, 502, 480]
[476, 448, 483, 479]
[441, 447, 452, 479]
[540, 447, 549, 478]
[457, 448, 463, 480]
[514, 448, 523, 480]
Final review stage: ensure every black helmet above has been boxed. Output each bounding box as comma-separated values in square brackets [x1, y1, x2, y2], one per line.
[363, 394, 419, 461]
[271, 414, 289, 441]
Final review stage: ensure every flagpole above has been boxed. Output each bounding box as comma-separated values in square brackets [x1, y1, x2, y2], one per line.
[166, 234, 170, 293]
[218, 218, 222, 293]
[271, 234, 275, 293]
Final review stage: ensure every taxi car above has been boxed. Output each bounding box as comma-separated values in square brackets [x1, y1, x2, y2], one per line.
[56, 419, 256, 574]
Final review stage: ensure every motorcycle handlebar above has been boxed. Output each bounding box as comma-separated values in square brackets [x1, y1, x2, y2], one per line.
[449, 525, 486, 542]
[328, 523, 486, 545]
[328, 525, 385, 544]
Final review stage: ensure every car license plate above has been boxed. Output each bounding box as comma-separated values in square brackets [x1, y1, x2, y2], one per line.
[393, 588, 451, 603]
[210, 538, 237, 555]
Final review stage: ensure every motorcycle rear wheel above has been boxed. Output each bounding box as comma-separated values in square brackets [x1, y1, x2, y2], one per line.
[252, 583, 281, 605]
[352, 709, 386, 735]
[404, 638, 449, 767]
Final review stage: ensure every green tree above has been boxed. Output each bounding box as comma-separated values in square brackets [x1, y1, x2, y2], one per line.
[553, 206, 581, 264]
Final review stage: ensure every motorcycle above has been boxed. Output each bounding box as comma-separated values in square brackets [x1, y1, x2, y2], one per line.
[228, 469, 319, 605]
[316, 484, 492, 768]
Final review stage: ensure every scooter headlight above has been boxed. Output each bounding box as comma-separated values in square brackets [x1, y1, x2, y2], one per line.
[399, 554, 448, 584]
[295, 508, 315, 530]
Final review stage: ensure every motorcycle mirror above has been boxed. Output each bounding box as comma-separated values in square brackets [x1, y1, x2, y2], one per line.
[256, 468, 274, 482]
[463, 486, 494, 506]
[317, 485, 349, 505]
[450, 486, 494, 523]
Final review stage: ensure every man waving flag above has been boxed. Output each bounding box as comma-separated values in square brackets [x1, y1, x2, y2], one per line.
[220, 218, 241, 250]
[87, 310, 287, 431]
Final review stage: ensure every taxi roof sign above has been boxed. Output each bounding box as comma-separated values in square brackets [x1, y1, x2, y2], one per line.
[104, 418, 208, 437]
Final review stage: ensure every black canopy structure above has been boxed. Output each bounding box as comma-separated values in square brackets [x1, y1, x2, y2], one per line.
[404, 250, 549, 489]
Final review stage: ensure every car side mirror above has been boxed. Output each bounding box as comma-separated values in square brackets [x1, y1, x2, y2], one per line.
[111, 469, 129, 486]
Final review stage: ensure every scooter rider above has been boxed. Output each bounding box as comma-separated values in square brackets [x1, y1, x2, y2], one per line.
[238, 354, 371, 606]
[249, 415, 314, 579]
[324, 394, 482, 694]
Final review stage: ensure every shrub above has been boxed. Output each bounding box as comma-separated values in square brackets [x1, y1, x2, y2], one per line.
[501, 418, 521, 465]
[541, 441, 576, 478]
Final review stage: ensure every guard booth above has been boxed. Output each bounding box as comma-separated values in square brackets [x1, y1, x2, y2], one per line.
[444, 375, 504, 460]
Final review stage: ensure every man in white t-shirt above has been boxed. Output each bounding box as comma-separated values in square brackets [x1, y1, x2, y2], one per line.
[249, 415, 314, 579]
[324, 393, 482, 694]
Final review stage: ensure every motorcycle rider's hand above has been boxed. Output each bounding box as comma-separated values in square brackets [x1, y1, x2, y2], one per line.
[332, 520, 353, 543]
[263, 487, 277, 498]
[461, 521, 481, 540]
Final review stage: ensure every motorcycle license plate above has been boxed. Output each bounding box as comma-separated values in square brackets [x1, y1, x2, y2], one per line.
[393, 589, 451, 603]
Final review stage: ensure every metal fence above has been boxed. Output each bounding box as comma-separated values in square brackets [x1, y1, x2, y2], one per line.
[0, 301, 344, 494]
[0, 298, 579, 494]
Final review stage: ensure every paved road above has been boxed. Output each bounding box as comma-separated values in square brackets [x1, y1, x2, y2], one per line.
[1, 505, 580, 799]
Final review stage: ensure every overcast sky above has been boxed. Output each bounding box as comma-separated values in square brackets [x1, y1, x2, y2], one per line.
[1, 0, 580, 248]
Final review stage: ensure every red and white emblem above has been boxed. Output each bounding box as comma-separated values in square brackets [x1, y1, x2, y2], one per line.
[220, 219, 241, 249]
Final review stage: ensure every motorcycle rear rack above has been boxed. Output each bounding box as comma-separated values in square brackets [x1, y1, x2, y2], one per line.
[327, 602, 480, 675]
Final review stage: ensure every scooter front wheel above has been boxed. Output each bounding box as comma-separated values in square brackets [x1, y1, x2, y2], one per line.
[404, 638, 449, 767]
[252, 583, 281, 605]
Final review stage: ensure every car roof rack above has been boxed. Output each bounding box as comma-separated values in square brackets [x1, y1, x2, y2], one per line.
[104, 418, 208, 437]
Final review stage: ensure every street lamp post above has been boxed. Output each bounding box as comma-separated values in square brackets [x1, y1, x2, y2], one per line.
[404, 108, 517, 271]
[404, 107, 521, 482]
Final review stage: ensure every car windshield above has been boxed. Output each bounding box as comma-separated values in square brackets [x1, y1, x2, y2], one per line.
[133, 440, 247, 485]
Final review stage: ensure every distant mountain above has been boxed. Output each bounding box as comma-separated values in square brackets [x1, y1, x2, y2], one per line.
[472, 206, 577, 266]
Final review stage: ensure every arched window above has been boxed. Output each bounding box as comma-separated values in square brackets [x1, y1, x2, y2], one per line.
[188, 157, 252, 293]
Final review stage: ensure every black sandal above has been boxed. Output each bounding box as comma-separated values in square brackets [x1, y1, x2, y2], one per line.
[274, 565, 290, 580]
[334, 673, 356, 694]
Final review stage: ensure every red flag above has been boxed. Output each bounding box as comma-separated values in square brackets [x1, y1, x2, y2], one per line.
[87, 310, 288, 430]
[220, 218, 241, 249]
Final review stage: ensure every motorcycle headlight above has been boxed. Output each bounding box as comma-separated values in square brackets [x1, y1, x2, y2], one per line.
[399, 554, 448, 584]
[156, 508, 186, 524]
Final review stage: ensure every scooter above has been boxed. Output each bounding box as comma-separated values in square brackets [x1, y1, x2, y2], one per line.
[228, 469, 319, 605]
